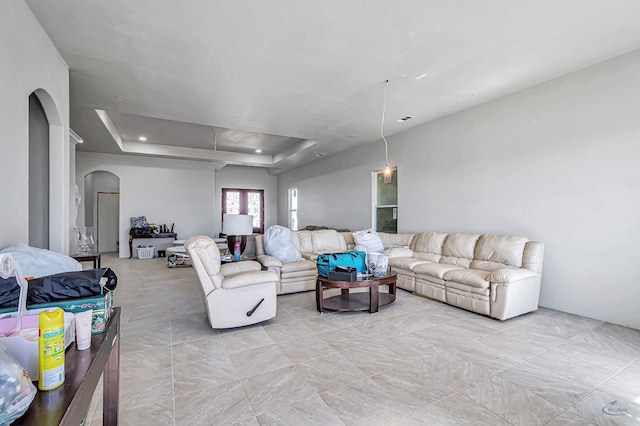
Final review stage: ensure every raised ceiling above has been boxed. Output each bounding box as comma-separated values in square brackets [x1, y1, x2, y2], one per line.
[25, 0, 640, 173]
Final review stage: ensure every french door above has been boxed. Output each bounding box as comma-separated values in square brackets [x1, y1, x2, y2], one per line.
[222, 188, 264, 233]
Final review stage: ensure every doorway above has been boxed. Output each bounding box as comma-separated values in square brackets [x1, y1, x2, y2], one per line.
[97, 192, 119, 252]
[83, 171, 120, 254]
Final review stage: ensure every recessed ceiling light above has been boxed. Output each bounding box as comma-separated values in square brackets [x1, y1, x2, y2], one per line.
[114, 95, 127, 102]
[138, 136, 147, 142]
[397, 116, 414, 123]
[315, 153, 326, 157]
[255, 149, 262, 153]
[415, 73, 427, 80]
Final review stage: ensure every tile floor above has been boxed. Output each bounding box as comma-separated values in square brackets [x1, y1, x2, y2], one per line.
[88, 253, 640, 425]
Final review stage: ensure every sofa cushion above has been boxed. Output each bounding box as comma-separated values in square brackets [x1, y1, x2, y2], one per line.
[473, 234, 529, 269]
[221, 261, 262, 276]
[222, 270, 278, 289]
[281, 259, 316, 273]
[379, 232, 415, 248]
[301, 252, 318, 261]
[187, 243, 222, 288]
[523, 241, 545, 273]
[386, 247, 413, 258]
[443, 268, 491, 288]
[487, 267, 538, 284]
[411, 232, 448, 262]
[446, 280, 491, 297]
[281, 269, 317, 279]
[257, 255, 282, 268]
[295, 231, 313, 253]
[341, 232, 355, 249]
[441, 233, 480, 268]
[389, 257, 432, 271]
[413, 263, 464, 279]
[311, 230, 347, 252]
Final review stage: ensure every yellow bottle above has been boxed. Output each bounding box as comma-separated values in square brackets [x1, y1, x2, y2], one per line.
[38, 308, 65, 390]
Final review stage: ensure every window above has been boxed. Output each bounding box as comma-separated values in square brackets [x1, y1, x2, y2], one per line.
[288, 188, 298, 230]
[222, 188, 264, 233]
[373, 168, 397, 233]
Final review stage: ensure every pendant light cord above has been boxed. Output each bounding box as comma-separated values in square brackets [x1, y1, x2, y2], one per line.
[381, 80, 390, 168]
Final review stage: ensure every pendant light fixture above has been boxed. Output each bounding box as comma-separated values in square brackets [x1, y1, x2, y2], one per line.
[380, 80, 392, 177]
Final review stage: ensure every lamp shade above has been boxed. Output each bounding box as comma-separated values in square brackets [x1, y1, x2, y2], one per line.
[223, 214, 254, 236]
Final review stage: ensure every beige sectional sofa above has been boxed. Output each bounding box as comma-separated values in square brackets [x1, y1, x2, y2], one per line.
[387, 232, 544, 320]
[255, 229, 348, 294]
[256, 229, 544, 320]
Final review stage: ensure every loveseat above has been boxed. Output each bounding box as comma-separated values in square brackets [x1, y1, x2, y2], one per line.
[256, 229, 544, 320]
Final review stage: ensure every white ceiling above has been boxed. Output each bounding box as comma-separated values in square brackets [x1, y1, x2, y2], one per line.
[25, 0, 640, 173]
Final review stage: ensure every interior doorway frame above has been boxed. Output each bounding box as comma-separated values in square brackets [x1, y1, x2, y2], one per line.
[97, 191, 120, 253]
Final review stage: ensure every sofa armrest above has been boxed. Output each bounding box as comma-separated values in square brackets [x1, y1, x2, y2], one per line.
[221, 270, 278, 289]
[257, 254, 283, 268]
[301, 252, 318, 261]
[221, 261, 262, 277]
[385, 247, 413, 258]
[487, 268, 538, 284]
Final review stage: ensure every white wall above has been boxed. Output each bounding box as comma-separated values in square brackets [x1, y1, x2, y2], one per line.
[278, 49, 640, 329]
[0, 1, 71, 252]
[76, 152, 215, 258]
[215, 166, 277, 235]
[277, 146, 384, 230]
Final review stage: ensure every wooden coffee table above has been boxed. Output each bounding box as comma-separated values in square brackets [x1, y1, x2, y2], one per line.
[316, 272, 397, 314]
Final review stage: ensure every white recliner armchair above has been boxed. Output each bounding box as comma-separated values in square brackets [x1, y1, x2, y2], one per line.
[185, 236, 278, 329]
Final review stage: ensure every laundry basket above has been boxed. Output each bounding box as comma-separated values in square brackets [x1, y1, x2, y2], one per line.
[136, 246, 155, 259]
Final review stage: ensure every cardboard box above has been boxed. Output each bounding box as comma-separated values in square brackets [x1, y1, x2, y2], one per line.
[26, 291, 113, 335]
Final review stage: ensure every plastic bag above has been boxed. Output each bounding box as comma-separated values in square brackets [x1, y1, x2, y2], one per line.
[0, 244, 81, 279]
[353, 229, 385, 253]
[264, 225, 302, 263]
[0, 343, 37, 425]
[367, 252, 390, 277]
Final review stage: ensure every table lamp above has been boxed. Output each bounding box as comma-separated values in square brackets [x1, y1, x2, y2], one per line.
[222, 214, 254, 260]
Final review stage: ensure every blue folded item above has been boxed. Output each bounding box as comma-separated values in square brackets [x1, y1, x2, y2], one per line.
[316, 250, 367, 277]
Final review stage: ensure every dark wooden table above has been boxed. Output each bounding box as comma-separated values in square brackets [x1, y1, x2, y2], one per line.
[70, 252, 101, 268]
[316, 272, 397, 314]
[15, 307, 121, 426]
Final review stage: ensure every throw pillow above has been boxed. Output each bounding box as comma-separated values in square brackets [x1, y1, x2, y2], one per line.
[264, 225, 302, 263]
[353, 229, 385, 253]
[131, 216, 149, 228]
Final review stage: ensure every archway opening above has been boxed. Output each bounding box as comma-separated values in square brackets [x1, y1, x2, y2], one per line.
[28, 88, 66, 252]
[28, 93, 50, 248]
